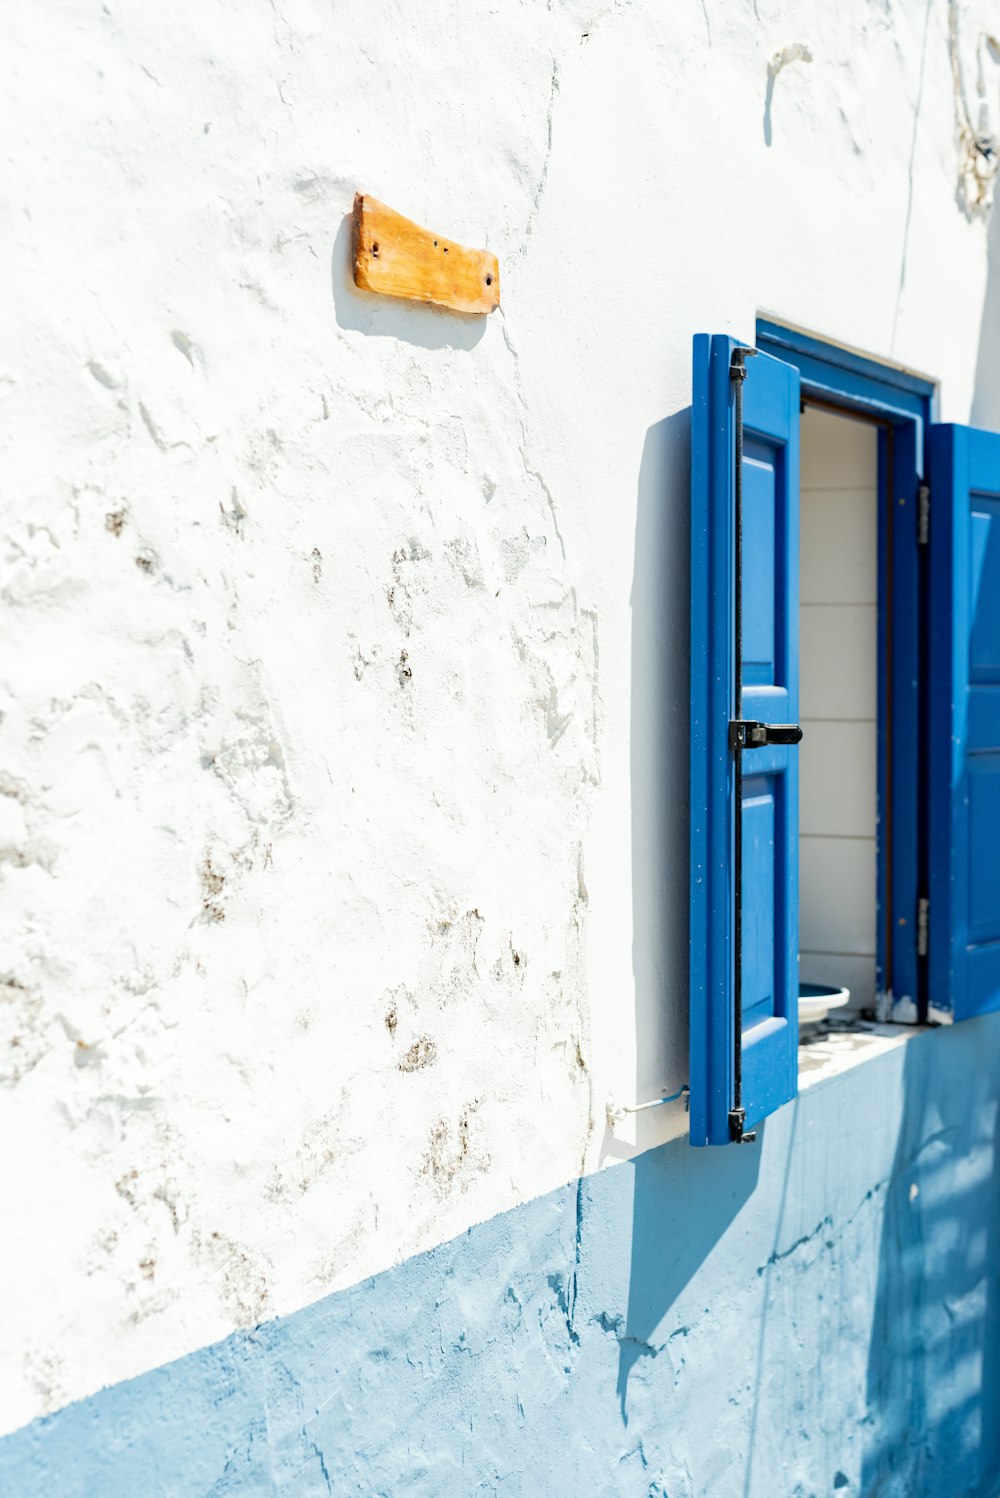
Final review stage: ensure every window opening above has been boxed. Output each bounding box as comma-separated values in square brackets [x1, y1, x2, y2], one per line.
[758, 318, 934, 1026]
[798, 403, 883, 1016]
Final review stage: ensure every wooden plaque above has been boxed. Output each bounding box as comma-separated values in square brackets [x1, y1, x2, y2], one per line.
[352, 194, 500, 316]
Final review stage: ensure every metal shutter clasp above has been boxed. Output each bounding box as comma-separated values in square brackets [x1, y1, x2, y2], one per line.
[729, 720, 804, 750]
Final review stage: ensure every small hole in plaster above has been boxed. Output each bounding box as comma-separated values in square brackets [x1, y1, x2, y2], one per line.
[443, 246, 448, 253]
[485, 274, 492, 286]
[372, 241, 379, 256]
[434, 239, 438, 247]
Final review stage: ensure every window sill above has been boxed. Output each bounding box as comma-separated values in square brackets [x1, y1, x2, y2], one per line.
[798, 1017, 926, 1092]
[606, 1018, 932, 1161]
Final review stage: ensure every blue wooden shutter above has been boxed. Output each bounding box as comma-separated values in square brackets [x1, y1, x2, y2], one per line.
[690, 335, 801, 1145]
[928, 423, 1000, 1020]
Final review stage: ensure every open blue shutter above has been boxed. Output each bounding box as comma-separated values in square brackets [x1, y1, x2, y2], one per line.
[690, 334, 800, 1145]
[928, 423, 1000, 1020]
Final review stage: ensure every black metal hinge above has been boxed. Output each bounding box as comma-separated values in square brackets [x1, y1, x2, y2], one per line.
[918, 484, 930, 546]
[728, 1107, 756, 1144]
[917, 895, 930, 958]
[729, 720, 804, 750]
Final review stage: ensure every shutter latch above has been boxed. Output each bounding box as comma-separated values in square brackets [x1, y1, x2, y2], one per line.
[729, 720, 804, 750]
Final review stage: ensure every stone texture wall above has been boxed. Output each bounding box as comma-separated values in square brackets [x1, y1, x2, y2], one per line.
[2, 0, 999, 1439]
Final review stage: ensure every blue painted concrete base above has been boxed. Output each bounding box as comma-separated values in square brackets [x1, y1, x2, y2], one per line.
[4, 1020, 1000, 1497]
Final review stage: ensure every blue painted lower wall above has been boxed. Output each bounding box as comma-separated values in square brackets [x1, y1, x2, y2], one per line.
[4, 1020, 1000, 1497]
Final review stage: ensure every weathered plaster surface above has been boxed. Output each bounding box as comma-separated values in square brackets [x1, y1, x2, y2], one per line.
[2, 0, 1000, 1434]
[3, 1021, 1000, 1496]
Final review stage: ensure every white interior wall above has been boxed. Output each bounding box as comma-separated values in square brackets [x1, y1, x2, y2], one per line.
[799, 408, 879, 1009]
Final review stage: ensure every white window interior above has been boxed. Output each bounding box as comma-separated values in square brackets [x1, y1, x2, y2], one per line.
[798, 406, 879, 1012]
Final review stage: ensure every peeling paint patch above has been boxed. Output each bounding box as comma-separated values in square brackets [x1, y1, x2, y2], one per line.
[421, 1102, 488, 1198]
[397, 1036, 437, 1073]
[199, 853, 226, 923]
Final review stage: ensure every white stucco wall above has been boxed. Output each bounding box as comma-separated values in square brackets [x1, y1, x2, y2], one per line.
[2, 0, 998, 1434]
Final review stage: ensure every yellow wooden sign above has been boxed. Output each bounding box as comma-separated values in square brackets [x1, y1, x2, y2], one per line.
[352, 194, 500, 316]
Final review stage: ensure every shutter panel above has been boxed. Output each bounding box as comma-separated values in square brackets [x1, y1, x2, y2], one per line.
[928, 423, 1000, 1020]
[690, 335, 801, 1145]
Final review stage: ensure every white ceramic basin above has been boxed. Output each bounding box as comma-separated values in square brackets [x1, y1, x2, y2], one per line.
[798, 981, 851, 1025]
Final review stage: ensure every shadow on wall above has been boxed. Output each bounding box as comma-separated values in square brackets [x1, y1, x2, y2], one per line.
[329, 213, 487, 352]
[628, 410, 692, 1132]
[614, 1124, 763, 1420]
[621, 404, 733, 1415]
[860, 1021, 1000, 1497]
[973, 196, 1000, 430]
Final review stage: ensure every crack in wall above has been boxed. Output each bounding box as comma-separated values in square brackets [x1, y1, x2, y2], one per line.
[757, 1179, 887, 1279]
[498, 313, 568, 563]
[891, 0, 934, 350]
[524, 61, 560, 249]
